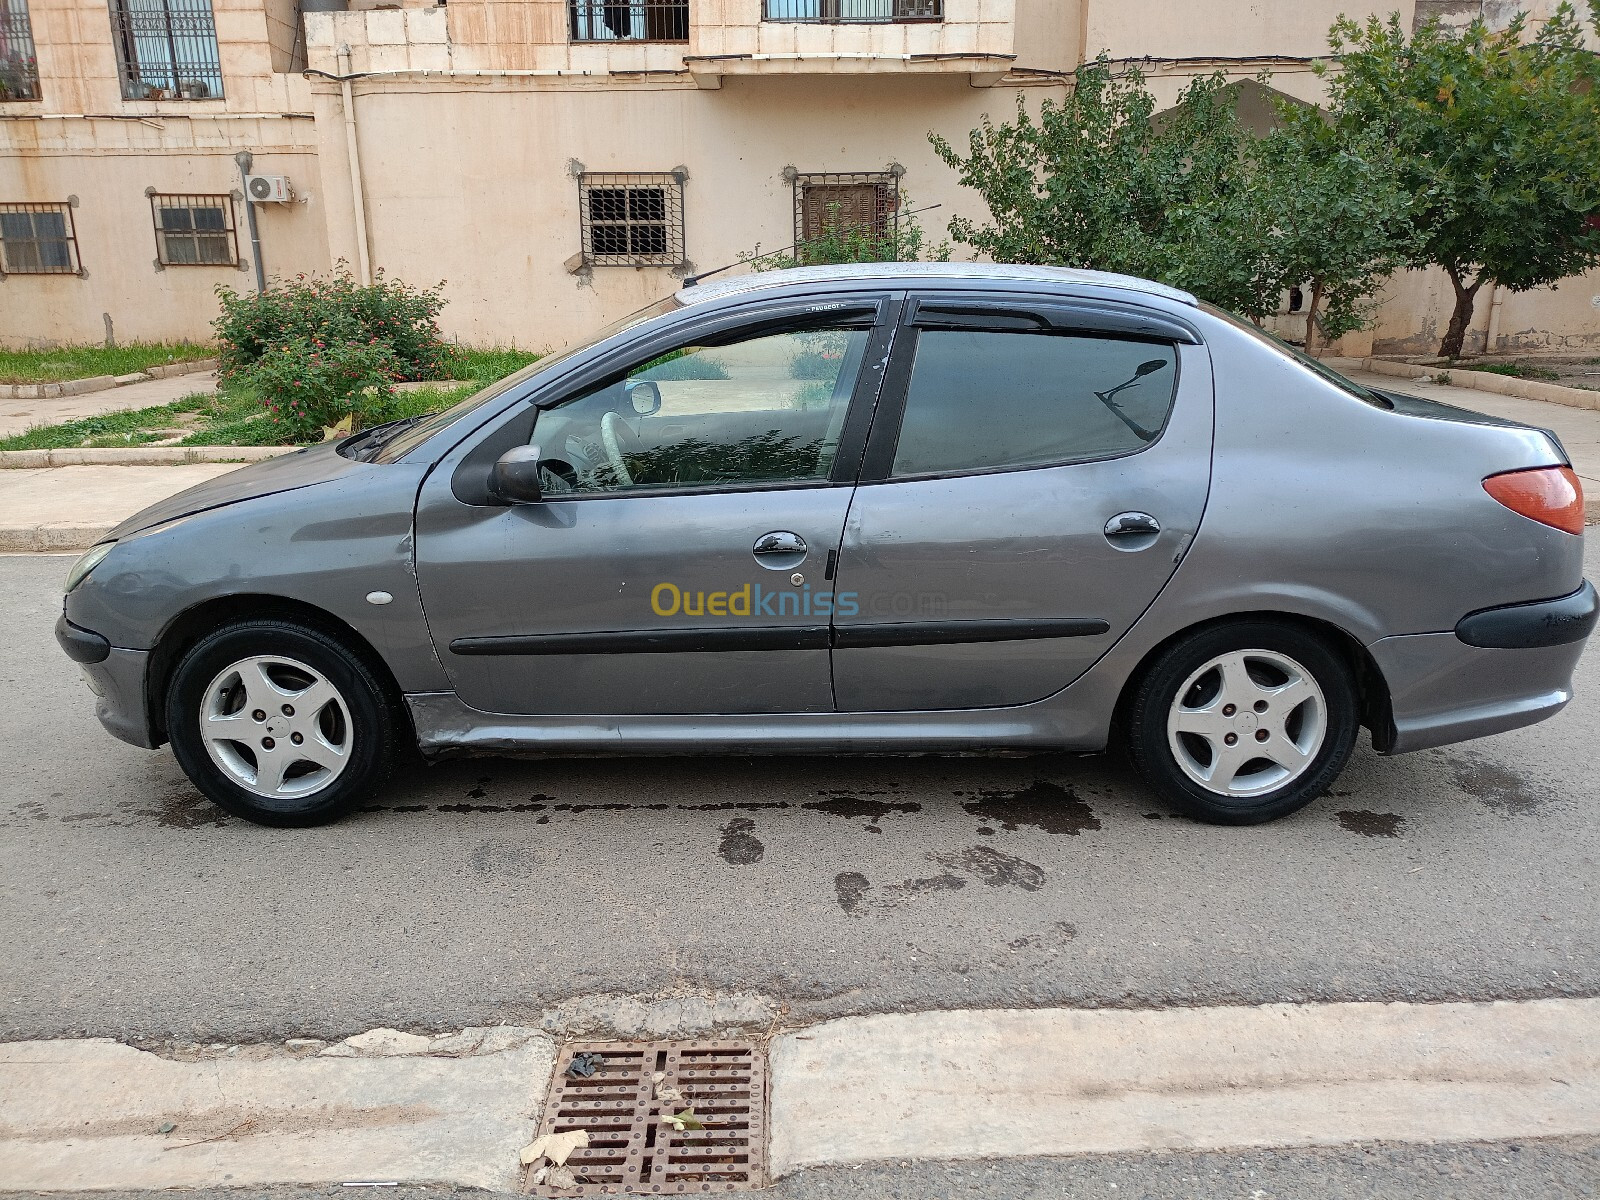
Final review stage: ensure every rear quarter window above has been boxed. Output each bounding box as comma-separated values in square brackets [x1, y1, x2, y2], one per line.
[890, 330, 1180, 477]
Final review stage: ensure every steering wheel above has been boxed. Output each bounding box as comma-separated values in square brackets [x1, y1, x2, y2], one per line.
[599, 410, 634, 487]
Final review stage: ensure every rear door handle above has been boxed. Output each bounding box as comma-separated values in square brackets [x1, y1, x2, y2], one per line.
[1104, 512, 1161, 543]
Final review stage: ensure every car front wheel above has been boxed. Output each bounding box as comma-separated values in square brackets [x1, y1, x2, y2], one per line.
[165, 620, 397, 826]
[1127, 621, 1359, 825]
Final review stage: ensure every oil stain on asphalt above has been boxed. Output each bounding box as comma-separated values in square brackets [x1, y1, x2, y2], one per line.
[961, 781, 1102, 836]
[1336, 810, 1404, 838]
[717, 817, 765, 865]
[1448, 753, 1543, 813]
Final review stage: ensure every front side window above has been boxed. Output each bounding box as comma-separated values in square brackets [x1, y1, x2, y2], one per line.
[580, 172, 685, 268]
[151, 192, 236, 265]
[109, 0, 223, 100]
[890, 330, 1179, 478]
[0, 202, 80, 274]
[0, 0, 41, 101]
[531, 325, 871, 495]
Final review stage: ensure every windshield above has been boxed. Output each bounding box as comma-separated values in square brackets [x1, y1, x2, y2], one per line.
[371, 292, 689, 463]
[1203, 303, 1392, 410]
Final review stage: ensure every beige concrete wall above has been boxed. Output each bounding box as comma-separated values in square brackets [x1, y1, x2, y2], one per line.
[1371, 267, 1600, 358]
[0, 126, 330, 346]
[0, 0, 327, 346]
[306, 70, 1035, 349]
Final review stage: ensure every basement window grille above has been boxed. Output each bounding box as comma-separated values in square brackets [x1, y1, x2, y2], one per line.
[0, 0, 41, 101]
[764, 0, 942, 21]
[0, 202, 81, 274]
[580, 173, 685, 268]
[151, 192, 237, 266]
[109, 0, 224, 101]
[793, 171, 900, 258]
[570, 1, 689, 42]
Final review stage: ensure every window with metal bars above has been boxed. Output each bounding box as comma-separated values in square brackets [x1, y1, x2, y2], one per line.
[793, 172, 899, 257]
[579, 173, 685, 267]
[0, 0, 41, 101]
[0, 202, 81, 275]
[150, 192, 237, 266]
[764, 0, 941, 21]
[569, 1, 689, 41]
[109, 0, 224, 101]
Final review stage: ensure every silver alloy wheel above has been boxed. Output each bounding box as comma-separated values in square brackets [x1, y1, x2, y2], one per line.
[1166, 649, 1327, 799]
[199, 655, 352, 800]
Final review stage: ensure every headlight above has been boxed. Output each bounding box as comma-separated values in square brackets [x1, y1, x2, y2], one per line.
[64, 542, 116, 594]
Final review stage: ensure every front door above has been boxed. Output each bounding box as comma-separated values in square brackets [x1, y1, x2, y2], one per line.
[415, 304, 892, 716]
[831, 296, 1214, 711]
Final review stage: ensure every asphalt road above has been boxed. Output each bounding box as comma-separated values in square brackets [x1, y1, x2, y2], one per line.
[9, 1138, 1600, 1200]
[2, 548, 1597, 1044]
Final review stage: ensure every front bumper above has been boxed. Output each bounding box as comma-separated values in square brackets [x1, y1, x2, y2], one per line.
[1371, 580, 1594, 754]
[56, 617, 157, 749]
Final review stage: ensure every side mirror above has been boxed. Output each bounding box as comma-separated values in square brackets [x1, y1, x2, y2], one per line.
[1135, 359, 1168, 378]
[490, 445, 544, 505]
[626, 379, 662, 416]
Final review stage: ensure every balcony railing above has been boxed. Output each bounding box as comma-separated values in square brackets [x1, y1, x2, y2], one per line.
[110, 0, 225, 101]
[0, 0, 41, 101]
[763, 0, 942, 21]
[570, 1, 689, 42]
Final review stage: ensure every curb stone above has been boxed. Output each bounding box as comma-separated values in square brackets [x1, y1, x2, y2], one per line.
[1362, 357, 1600, 411]
[0, 445, 293, 468]
[0, 358, 218, 401]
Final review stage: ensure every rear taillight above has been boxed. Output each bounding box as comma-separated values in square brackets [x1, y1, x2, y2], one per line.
[1483, 466, 1585, 535]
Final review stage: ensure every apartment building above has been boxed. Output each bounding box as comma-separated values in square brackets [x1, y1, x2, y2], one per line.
[1, 0, 1596, 355]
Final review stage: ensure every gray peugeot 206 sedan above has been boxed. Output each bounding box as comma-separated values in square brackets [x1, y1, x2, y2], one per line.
[56, 263, 1596, 827]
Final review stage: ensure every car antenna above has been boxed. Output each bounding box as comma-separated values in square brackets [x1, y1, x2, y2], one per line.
[682, 204, 943, 289]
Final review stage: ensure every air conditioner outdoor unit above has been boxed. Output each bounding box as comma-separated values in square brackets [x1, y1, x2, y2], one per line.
[246, 174, 292, 203]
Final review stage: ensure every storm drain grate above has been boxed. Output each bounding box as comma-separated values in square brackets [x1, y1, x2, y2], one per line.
[527, 1040, 766, 1196]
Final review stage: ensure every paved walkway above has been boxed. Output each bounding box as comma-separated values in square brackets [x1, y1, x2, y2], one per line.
[0, 463, 241, 552]
[0, 371, 218, 439]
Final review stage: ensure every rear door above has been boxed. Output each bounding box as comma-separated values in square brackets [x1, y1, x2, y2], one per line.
[831, 293, 1214, 711]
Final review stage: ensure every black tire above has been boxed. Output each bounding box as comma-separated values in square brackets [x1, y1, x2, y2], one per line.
[1127, 620, 1359, 825]
[165, 619, 398, 827]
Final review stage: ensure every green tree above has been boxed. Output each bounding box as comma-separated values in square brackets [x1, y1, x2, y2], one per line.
[1250, 118, 1419, 354]
[742, 201, 948, 272]
[930, 63, 1289, 321]
[1316, 3, 1600, 359]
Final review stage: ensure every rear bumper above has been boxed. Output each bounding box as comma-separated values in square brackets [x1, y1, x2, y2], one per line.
[1371, 623, 1588, 755]
[1456, 580, 1597, 649]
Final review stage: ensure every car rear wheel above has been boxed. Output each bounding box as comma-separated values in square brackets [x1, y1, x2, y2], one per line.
[1127, 621, 1359, 824]
[165, 620, 397, 827]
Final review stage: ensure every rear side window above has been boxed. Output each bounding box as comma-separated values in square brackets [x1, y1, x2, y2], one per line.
[890, 331, 1179, 478]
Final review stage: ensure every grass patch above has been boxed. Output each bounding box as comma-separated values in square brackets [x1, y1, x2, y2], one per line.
[452, 346, 542, 384]
[1458, 361, 1562, 382]
[0, 343, 214, 384]
[0, 345, 531, 451]
[0, 383, 481, 451]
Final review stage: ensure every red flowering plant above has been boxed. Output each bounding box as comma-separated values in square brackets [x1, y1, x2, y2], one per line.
[236, 335, 401, 443]
[212, 264, 457, 382]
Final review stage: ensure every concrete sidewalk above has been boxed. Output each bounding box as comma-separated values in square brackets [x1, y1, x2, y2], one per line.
[0, 370, 219, 439]
[3, 997, 1599, 1191]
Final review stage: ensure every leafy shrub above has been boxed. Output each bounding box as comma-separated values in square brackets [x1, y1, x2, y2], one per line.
[214, 267, 455, 382]
[236, 336, 400, 443]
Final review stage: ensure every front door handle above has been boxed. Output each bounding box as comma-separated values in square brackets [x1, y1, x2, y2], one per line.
[1104, 512, 1161, 551]
[753, 530, 808, 571]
